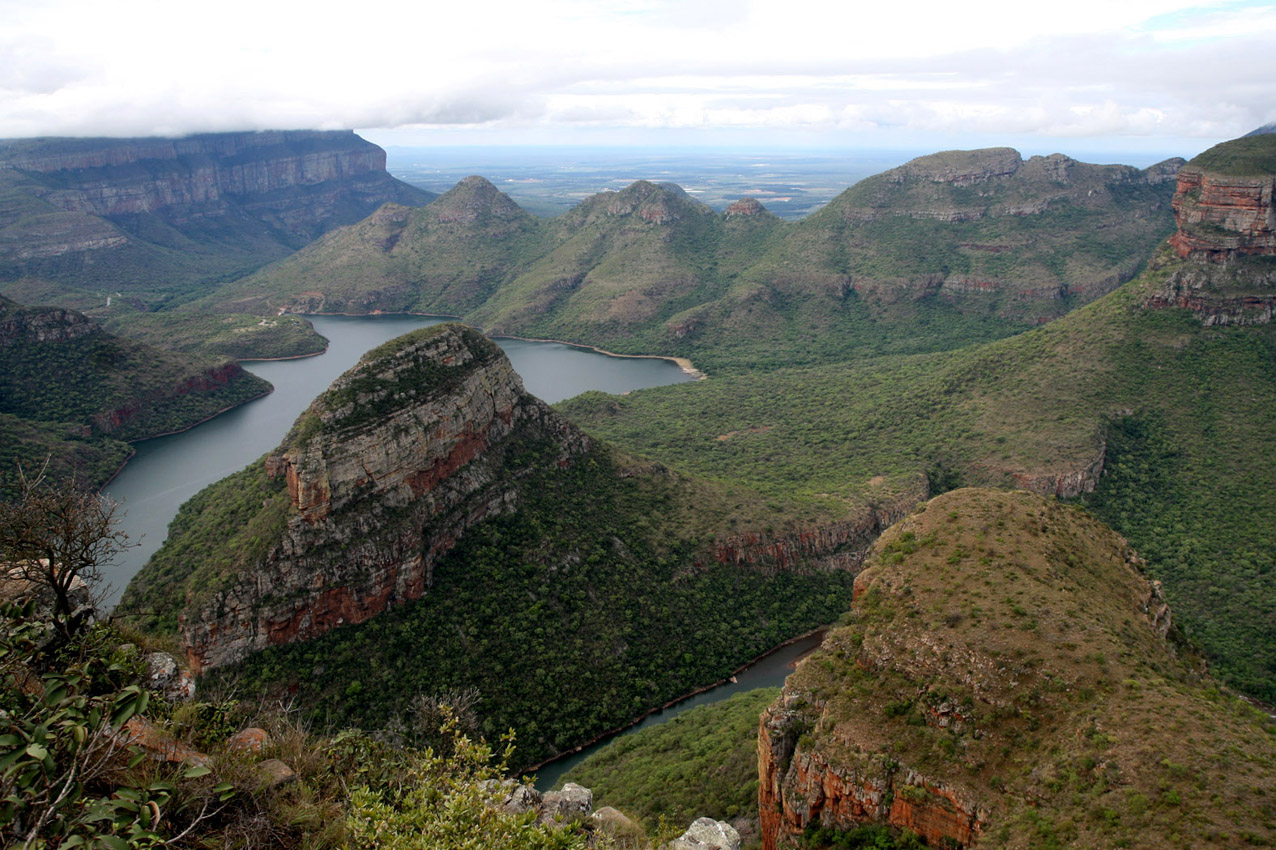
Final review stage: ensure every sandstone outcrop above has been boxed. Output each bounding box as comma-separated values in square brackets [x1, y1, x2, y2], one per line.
[1147, 134, 1276, 324]
[0, 300, 100, 347]
[1169, 168, 1275, 261]
[180, 324, 591, 673]
[757, 489, 1276, 849]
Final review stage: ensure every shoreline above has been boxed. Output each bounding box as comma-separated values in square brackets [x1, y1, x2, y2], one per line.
[98, 386, 274, 491]
[520, 625, 827, 776]
[279, 309, 706, 379]
[492, 332, 706, 381]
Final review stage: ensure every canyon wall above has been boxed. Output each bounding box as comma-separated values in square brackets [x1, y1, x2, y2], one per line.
[180, 324, 592, 673]
[1147, 135, 1276, 324]
[5, 131, 417, 226]
[0, 130, 432, 288]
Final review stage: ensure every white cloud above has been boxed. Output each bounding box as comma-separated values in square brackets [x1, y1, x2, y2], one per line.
[0, 0, 1272, 146]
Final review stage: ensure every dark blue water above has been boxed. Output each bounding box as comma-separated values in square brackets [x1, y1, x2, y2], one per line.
[100, 315, 693, 606]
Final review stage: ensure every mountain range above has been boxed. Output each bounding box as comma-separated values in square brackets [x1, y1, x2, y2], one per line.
[4, 126, 1276, 848]
[199, 148, 1183, 374]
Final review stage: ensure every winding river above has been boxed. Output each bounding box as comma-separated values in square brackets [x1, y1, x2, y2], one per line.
[100, 315, 694, 607]
[100, 314, 818, 788]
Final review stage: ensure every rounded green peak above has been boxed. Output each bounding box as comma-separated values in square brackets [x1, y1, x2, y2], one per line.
[1188, 134, 1276, 177]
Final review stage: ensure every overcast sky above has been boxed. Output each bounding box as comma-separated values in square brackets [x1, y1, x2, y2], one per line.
[2, 0, 1273, 158]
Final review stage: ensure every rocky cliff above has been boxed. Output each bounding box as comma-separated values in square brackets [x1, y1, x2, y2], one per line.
[3, 131, 422, 225]
[0, 130, 434, 300]
[179, 324, 591, 673]
[758, 489, 1276, 850]
[1147, 134, 1276, 324]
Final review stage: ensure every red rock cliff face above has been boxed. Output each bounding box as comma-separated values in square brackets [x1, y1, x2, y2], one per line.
[181, 325, 591, 673]
[1168, 167, 1276, 261]
[1146, 147, 1276, 324]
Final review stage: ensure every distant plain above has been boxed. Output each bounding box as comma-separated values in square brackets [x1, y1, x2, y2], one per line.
[384, 145, 1188, 219]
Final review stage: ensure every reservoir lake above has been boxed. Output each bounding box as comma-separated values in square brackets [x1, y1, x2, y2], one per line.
[101, 314, 694, 607]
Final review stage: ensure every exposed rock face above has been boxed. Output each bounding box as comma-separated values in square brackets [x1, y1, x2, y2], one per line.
[1146, 135, 1276, 324]
[1169, 167, 1276, 261]
[702, 485, 923, 574]
[668, 817, 742, 850]
[0, 131, 432, 287]
[0, 302, 100, 347]
[181, 324, 591, 673]
[756, 489, 1276, 850]
[724, 198, 768, 217]
[5, 131, 414, 225]
[758, 708, 987, 850]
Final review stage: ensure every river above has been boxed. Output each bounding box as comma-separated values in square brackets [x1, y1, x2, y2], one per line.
[530, 630, 824, 790]
[100, 315, 694, 607]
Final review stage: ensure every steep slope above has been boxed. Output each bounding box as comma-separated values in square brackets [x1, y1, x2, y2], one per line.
[0, 294, 270, 493]
[204, 149, 1178, 374]
[759, 489, 1276, 849]
[765, 149, 1181, 321]
[202, 176, 548, 316]
[564, 133, 1276, 699]
[0, 131, 432, 356]
[121, 323, 878, 765]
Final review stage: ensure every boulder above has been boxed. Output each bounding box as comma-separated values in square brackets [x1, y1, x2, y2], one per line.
[667, 817, 741, 850]
[227, 727, 270, 754]
[144, 651, 196, 701]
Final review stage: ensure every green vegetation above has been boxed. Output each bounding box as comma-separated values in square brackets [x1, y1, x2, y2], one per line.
[559, 688, 778, 837]
[194, 446, 856, 768]
[0, 414, 131, 500]
[99, 312, 327, 360]
[562, 250, 1276, 699]
[118, 461, 290, 633]
[211, 152, 1177, 375]
[801, 823, 926, 850]
[0, 601, 595, 849]
[1188, 134, 1276, 176]
[0, 298, 271, 493]
[782, 489, 1276, 849]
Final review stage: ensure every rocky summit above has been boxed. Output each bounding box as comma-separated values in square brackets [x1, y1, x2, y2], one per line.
[758, 489, 1276, 849]
[176, 324, 590, 672]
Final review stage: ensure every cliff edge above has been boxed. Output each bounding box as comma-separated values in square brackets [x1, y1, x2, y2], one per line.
[174, 324, 589, 673]
[1146, 133, 1276, 325]
[759, 489, 1276, 849]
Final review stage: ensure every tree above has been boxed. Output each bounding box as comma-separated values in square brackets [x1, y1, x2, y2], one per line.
[0, 461, 131, 635]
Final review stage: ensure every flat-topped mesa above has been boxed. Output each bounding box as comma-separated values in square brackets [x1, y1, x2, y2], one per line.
[1168, 135, 1276, 261]
[181, 324, 590, 673]
[0, 130, 429, 246]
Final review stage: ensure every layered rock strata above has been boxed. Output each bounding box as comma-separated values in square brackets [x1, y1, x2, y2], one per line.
[1169, 167, 1276, 261]
[1147, 135, 1276, 324]
[0, 130, 431, 283]
[181, 324, 590, 673]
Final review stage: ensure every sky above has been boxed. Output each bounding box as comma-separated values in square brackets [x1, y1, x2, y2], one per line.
[1, 0, 1274, 159]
